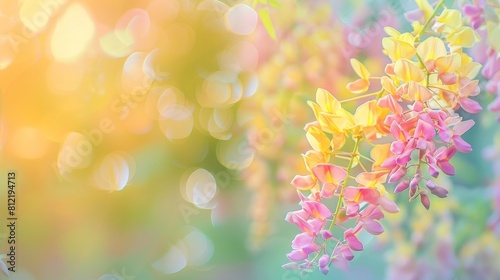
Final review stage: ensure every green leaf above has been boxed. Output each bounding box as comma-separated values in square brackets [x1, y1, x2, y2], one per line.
[258, 8, 276, 40]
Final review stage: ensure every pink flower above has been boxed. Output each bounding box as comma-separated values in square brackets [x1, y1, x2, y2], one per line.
[458, 79, 482, 114]
[344, 229, 363, 251]
[463, 0, 485, 29]
[358, 205, 385, 235]
[301, 201, 332, 220]
[450, 120, 474, 153]
[319, 254, 330, 275]
[312, 164, 348, 198]
[291, 175, 315, 190]
[427, 146, 457, 177]
[331, 245, 353, 271]
[394, 179, 410, 194]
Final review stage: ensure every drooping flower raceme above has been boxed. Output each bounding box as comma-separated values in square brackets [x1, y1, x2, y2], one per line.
[460, 0, 500, 118]
[285, 1, 483, 275]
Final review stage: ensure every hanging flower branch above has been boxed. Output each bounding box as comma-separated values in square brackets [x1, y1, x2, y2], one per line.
[284, 0, 484, 275]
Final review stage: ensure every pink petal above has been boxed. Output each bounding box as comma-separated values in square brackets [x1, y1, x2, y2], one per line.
[453, 120, 475, 135]
[346, 201, 360, 217]
[431, 186, 449, 198]
[319, 254, 330, 275]
[292, 232, 314, 250]
[321, 230, 333, 240]
[287, 249, 308, 262]
[320, 183, 337, 198]
[463, 4, 481, 17]
[439, 72, 457, 85]
[390, 141, 405, 154]
[426, 180, 437, 190]
[415, 119, 436, 140]
[452, 136, 472, 153]
[308, 218, 326, 234]
[367, 206, 384, 220]
[394, 179, 410, 194]
[332, 256, 350, 272]
[428, 164, 439, 178]
[339, 245, 354, 261]
[302, 201, 332, 219]
[312, 164, 348, 184]
[437, 161, 455, 176]
[362, 219, 384, 235]
[302, 243, 319, 255]
[291, 175, 315, 189]
[395, 148, 412, 166]
[379, 196, 400, 213]
[439, 129, 452, 143]
[420, 192, 430, 210]
[378, 95, 402, 115]
[459, 98, 482, 114]
[388, 166, 407, 183]
[344, 187, 380, 204]
[345, 233, 364, 251]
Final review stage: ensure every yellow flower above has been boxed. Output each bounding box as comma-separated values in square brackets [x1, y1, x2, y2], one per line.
[347, 58, 371, 94]
[446, 26, 480, 49]
[394, 59, 425, 83]
[382, 27, 417, 62]
[354, 100, 390, 140]
[488, 23, 500, 53]
[305, 125, 331, 154]
[417, 37, 447, 63]
[416, 0, 434, 21]
[433, 9, 462, 34]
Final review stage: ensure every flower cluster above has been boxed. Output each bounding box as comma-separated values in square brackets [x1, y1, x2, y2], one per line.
[461, 0, 500, 118]
[284, 89, 399, 274]
[285, 0, 483, 275]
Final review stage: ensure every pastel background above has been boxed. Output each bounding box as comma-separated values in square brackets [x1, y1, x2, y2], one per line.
[0, 0, 499, 279]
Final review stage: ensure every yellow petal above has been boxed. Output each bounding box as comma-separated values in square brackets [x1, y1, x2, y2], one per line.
[371, 143, 392, 170]
[381, 76, 396, 94]
[417, 37, 447, 62]
[435, 9, 462, 33]
[330, 131, 347, 151]
[302, 150, 329, 172]
[350, 58, 370, 80]
[306, 125, 331, 153]
[347, 78, 370, 94]
[446, 26, 480, 48]
[460, 61, 482, 79]
[408, 81, 433, 102]
[384, 26, 401, 37]
[316, 88, 341, 113]
[307, 101, 322, 123]
[435, 53, 461, 73]
[354, 100, 378, 127]
[416, 0, 434, 20]
[382, 37, 417, 62]
[489, 25, 500, 52]
[394, 59, 425, 83]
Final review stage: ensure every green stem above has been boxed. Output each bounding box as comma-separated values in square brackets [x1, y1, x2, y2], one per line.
[415, 52, 430, 86]
[328, 137, 362, 232]
[340, 90, 383, 103]
[417, 0, 446, 38]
